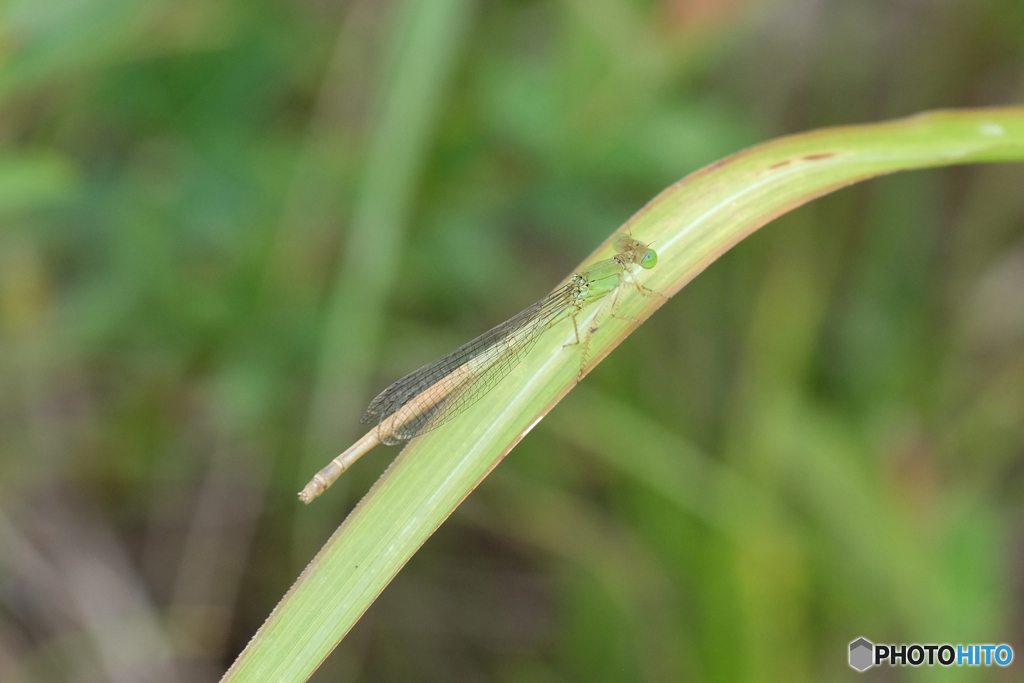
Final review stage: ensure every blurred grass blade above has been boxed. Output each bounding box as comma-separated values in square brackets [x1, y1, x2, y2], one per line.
[294, 0, 474, 549]
[222, 107, 1024, 682]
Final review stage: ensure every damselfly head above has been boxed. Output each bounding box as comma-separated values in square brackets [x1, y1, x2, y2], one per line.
[613, 233, 658, 269]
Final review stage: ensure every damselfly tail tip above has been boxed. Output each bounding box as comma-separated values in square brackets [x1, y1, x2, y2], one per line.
[298, 479, 324, 505]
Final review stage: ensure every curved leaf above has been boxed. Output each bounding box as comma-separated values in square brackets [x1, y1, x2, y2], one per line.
[223, 107, 1024, 682]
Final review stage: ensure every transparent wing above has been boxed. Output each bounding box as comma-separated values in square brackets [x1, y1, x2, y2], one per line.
[360, 283, 577, 444]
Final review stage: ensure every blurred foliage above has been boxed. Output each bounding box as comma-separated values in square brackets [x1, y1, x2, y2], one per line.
[0, 0, 1022, 682]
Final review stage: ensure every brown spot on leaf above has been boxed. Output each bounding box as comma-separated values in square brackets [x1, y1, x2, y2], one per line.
[705, 157, 734, 172]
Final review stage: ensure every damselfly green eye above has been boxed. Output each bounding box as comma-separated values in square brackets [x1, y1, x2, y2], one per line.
[640, 248, 658, 269]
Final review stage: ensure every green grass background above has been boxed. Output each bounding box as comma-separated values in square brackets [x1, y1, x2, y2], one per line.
[1, 0, 1023, 682]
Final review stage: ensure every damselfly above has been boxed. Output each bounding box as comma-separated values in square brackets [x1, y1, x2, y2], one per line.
[298, 233, 658, 503]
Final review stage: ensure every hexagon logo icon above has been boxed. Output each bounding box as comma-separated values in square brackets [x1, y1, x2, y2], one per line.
[849, 638, 874, 671]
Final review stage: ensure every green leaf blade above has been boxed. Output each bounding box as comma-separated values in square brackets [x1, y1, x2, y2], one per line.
[223, 106, 1024, 682]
